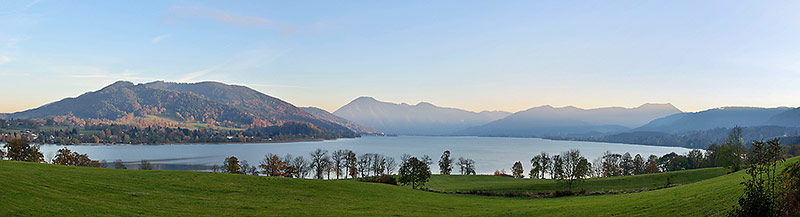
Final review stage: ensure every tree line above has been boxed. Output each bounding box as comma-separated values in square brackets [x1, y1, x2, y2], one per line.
[214, 149, 482, 189]
[0, 119, 350, 145]
[214, 149, 401, 180]
[0, 138, 140, 169]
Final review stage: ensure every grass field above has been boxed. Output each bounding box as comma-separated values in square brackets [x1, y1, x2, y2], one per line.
[2, 157, 796, 216]
[425, 167, 729, 194]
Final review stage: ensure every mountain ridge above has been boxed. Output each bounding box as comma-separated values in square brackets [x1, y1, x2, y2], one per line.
[5, 81, 356, 138]
[333, 96, 511, 135]
[457, 103, 682, 137]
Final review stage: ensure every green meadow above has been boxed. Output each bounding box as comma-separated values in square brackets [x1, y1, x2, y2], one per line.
[7, 158, 797, 216]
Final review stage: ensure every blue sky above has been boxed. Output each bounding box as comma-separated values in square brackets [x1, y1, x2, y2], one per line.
[2, 0, 800, 113]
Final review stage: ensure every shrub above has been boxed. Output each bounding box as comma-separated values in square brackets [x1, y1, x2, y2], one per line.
[360, 175, 397, 185]
[550, 190, 574, 198]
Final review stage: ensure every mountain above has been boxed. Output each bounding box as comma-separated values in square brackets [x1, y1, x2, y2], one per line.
[300, 107, 381, 135]
[634, 107, 793, 133]
[457, 103, 681, 137]
[333, 97, 511, 135]
[581, 125, 800, 149]
[766, 108, 800, 127]
[5, 81, 355, 137]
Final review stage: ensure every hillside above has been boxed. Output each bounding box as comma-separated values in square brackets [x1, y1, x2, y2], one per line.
[0, 159, 762, 216]
[767, 107, 800, 127]
[4, 81, 355, 138]
[458, 104, 681, 137]
[571, 126, 800, 149]
[301, 107, 381, 135]
[635, 107, 792, 133]
[333, 97, 510, 135]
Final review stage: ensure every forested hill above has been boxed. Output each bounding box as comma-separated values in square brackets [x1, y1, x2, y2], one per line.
[4, 81, 355, 138]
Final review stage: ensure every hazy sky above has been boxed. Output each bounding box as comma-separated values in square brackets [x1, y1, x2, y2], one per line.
[2, 1, 800, 114]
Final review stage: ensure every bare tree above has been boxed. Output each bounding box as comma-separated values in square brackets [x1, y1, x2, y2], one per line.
[240, 160, 258, 175]
[332, 149, 346, 179]
[358, 153, 372, 178]
[421, 155, 433, 167]
[371, 153, 385, 176]
[310, 149, 329, 179]
[456, 157, 476, 175]
[385, 157, 397, 175]
[291, 155, 310, 178]
[401, 153, 411, 164]
[592, 157, 604, 178]
[324, 156, 332, 179]
[344, 150, 356, 178]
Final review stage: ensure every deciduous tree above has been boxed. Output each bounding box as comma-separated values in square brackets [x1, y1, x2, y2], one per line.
[601, 151, 622, 177]
[398, 157, 431, 189]
[557, 149, 591, 191]
[260, 153, 286, 176]
[140, 160, 153, 170]
[439, 150, 453, 175]
[512, 161, 524, 178]
[114, 159, 127, 169]
[223, 156, 241, 174]
[309, 149, 329, 179]
[645, 154, 660, 174]
[632, 154, 645, 175]
[4, 139, 44, 162]
[455, 157, 476, 175]
[729, 139, 784, 216]
[332, 149, 346, 179]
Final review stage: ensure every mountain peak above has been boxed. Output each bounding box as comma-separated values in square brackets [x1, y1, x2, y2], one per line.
[637, 103, 681, 112]
[102, 81, 135, 89]
[416, 102, 435, 107]
[353, 96, 378, 103]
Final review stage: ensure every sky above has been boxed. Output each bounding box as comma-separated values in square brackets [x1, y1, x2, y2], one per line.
[2, 0, 800, 114]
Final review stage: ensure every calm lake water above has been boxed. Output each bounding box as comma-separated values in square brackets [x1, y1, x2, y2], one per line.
[37, 136, 692, 174]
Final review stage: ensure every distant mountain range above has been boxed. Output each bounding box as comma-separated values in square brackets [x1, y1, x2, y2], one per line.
[333, 97, 511, 135]
[4, 81, 355, 137]
[456, 103, 682, 137]
[634, 107, 793, 133]
[7, 80, 800, 148]
[577, 106, 800, 148]
[300, 107, 381, 135]
[578, 126, 800, 149]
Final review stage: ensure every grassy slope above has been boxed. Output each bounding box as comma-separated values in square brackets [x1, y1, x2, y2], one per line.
[426, 167, 729, 193]
[3, 158, 796, 216]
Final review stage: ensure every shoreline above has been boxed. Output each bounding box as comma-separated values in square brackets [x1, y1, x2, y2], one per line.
[31, 137, 344, 146]
[21, 135, 696, 150]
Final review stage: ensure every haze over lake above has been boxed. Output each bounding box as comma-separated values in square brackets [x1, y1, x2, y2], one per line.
[38, 136, 692, 174]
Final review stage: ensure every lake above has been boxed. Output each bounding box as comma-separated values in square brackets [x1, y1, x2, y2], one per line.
[37, 136, 693, 174]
